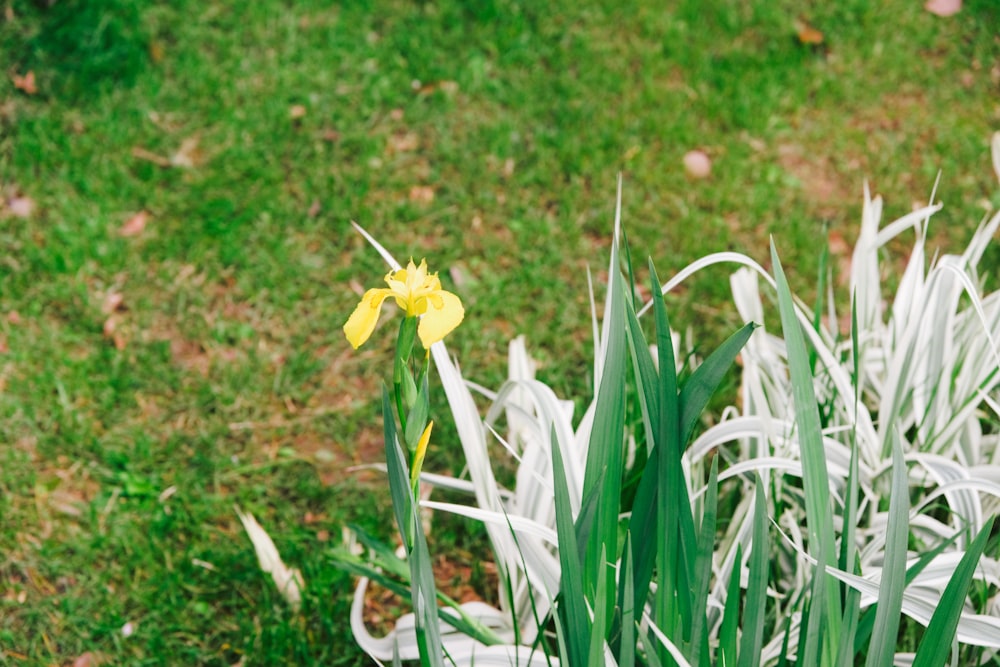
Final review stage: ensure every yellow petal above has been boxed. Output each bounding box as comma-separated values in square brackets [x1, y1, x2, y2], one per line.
[417, 289, 464, 347]
[343, 288, 391, 349]
[410, 421, 433, 488]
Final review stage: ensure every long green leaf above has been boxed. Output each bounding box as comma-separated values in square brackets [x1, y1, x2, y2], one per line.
[579, 241, 628, 617]
[771, 241, 841, 662]
[864, 428, 909, 667]
[588, 543, 611, 667]
[718, 543, 742, 667]
[552, 425, 590, 666]
[622, 293, 661, 637]
[619, 533, 636, 667]
[911, 516, 996, 667]
[836, 318, 863, 667]
[737, 476, 768, 667]
[689, 456, 719, 667]
[801, 525, 827, 667]
[650, 260, 688, 653]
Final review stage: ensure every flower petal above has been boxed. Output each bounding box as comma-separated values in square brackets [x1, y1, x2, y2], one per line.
[343, 288, 391, 349]
[417, 289, 464, 347]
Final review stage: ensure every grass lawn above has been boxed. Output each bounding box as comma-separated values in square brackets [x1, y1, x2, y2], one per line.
[2, 0, 999, 664]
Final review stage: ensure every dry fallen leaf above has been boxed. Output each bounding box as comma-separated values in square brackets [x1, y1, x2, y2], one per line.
[103, 316, 126, 350]
[12, 71, 37, 95]
[683, 150, 712, 179]
[236, 508, 305, 612]
[289, 104, 307, 120]
[408, 185, 435, 204]
[925, 0, 961, 16]
[795, 19, 824, 45]
[148, 40, 165, 64]
[119, 211, 149, 237]
[101, 291, 124, 315]
[387, 131, 419, 153]
[7, 195, 35, 218]
[307, 199, 321, 218]
[170, 136, 201, 168]
[73, 652, 98, 667]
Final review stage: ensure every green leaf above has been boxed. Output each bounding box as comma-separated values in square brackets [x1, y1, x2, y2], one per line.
[718, 543, 742, 667]
[689, 456, 719, 667]
[382, 385, 411, 543]
[619, 533, 636, 667]
[853, 526, 964, 652]
[381, 385, 445, 666]
[579, 240, 629, 613]
[588, 543, 611, 667]
[737, 476, 768, 667]
[650, 260, 688, 650]
[552, 425, 590, 666]
[678, 322, 757, 445]
[911, 516, 996, 667]
[404, 372, 430, 449]
[864, 428, 909, 667]
[771, 241, 841, 659]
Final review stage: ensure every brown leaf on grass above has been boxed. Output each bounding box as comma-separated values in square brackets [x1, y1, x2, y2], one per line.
[103, 316, 127, 350]
[387, 131, 419, 153]
[307, 199, 321, 218]
[794, 19, 824, 45]
[149, 40, 165, 63]
[101, 291, 125, 315]
[12, 71, 37, 95]
[170, 136, 201, 168]
[119, 211, 150, 237]
[289, 104, 307, 120]
[131, 147, 172, 167]
[683, 150, 712, 179]
[7, 195, 35, 218]
[408, 185, 435, 204]
[73, 652, 99, 667]
[925, 0, 961, 16]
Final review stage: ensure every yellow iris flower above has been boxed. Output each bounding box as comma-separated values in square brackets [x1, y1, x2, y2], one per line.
[344, 258, 464, 349]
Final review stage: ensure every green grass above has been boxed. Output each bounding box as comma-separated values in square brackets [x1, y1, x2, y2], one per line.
[1, 0, 998, 663]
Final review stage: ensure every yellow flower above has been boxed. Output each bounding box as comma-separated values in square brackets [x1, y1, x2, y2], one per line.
[343, 258, 464, 349]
